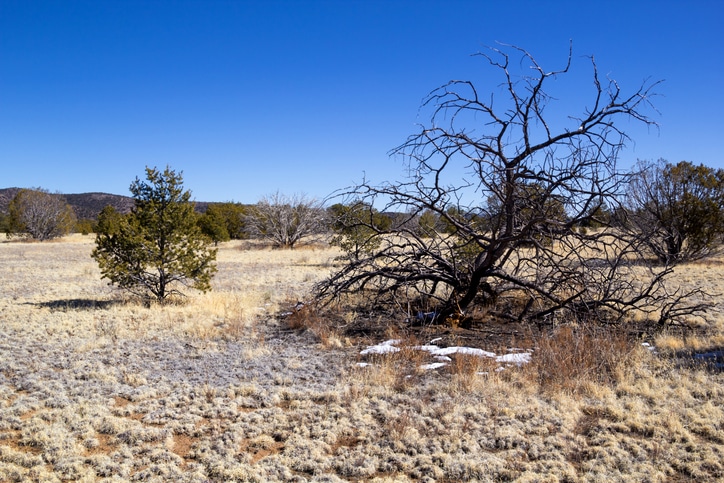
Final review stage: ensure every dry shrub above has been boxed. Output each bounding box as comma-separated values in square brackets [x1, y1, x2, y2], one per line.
[448, 353, 496, 393]
[529, 325, 641, 395]
[285, 304, 342, 348]
[221, 314, 248, 340]
[652, 333, 688, 354]
[389, 344, 429, 392]
[387, 410, 414, 440]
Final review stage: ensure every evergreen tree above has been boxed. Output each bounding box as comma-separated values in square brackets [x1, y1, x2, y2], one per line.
[92, 166, 217, 302]
[328, 201, 391, 259]
[626, 159, 724, 263]
[94, 205, 124, 235]
[198, 204, 231, 244]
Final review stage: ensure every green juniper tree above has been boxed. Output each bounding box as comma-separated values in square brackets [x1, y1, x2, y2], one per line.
[214, 202, 249, 239]
[328, 201, 391, 259]
[92, 166, 217, 302]
[626, 159, 724, 264]
[197, 204, 231, 245]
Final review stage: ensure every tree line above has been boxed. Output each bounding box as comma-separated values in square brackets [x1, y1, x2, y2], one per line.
[4, 158, 722, 305]
[5, 157, 723, 263]
[3, 44, 722, 326]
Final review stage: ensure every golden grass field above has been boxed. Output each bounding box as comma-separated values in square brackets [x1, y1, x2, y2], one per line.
[1, 235, 723, 482]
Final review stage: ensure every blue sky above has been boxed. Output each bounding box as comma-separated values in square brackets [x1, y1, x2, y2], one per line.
[1, 0, 722, 203]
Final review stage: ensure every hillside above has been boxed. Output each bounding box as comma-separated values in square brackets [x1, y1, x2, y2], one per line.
[60, 192, 135, 219]
[0, 188, 211, 220]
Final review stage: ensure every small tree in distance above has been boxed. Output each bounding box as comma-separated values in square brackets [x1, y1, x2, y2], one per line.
[7, 188, 76, 240]
[197, 204, 231, 245]
[328, 201, 392, 259]
[625, 159, 724, 264]
[198, 202, 248, 243]
[247, 192, 325, 249]
[92, 166, 217, 302]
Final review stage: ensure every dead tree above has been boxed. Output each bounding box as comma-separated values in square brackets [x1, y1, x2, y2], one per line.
[247, 192, 325, 249]
[316, 44, 696, 326]
[7, 188, 76, 240]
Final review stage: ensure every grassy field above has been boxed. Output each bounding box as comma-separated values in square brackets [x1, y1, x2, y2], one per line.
[1, 235, 723, 482]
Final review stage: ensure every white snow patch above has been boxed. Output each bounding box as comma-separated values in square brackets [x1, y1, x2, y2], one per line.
[360, 339, 402, 355]
[381, 339, 402, 346]
[413, 345, 443, 353]
[432, 346, 497, 358]
[358, 339, 532, 371]
[496, 352, 532, 365]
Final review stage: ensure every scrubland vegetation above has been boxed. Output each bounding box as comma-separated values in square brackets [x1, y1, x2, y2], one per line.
[3, 44, 724, 482]
[1, 235, 723, 482]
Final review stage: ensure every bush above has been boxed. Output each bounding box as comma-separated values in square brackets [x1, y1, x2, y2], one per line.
[7, 188, 76, 240]
[92, 166, 217, 302]
[625, 159, 724, 264]
[247, 192, 325, 249]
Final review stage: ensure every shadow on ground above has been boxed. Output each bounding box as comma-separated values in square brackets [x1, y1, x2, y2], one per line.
[688, 349, 724, 372]
[28, 299, 122, 311]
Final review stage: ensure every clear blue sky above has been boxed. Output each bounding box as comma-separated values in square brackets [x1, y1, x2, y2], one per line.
[1, 0, 722, 203]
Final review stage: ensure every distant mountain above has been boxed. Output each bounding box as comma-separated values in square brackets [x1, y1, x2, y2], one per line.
[61, 192, 135, 220]
[0, 188, 211, 220]
[0, 188, 22, 211]
[0, 188, 134, 220]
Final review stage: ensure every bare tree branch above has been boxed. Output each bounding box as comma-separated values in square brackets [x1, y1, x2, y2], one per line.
[247, 192, 325, 249]
[316, 44, 697, 328]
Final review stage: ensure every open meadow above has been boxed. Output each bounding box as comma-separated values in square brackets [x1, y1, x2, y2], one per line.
[1, 235, 724, 482]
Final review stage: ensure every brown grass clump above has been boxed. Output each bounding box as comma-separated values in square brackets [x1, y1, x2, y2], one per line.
[448, 353, 499, 394]
[284, 303, 345, 348]
[528, 325, 642, 396]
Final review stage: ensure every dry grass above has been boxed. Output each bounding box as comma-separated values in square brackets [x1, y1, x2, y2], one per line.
[529, 325, 641, 396]
[0, 234, 723, 481]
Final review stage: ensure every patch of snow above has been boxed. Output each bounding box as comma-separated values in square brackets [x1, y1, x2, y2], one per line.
[413, 344, 442, 353]
[432, 346, 497, 358]
[358, 340, 532, 368]
[381, 339, 402, 346]
[360, 339, 402, 355]
[496, 352, 532, 365]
